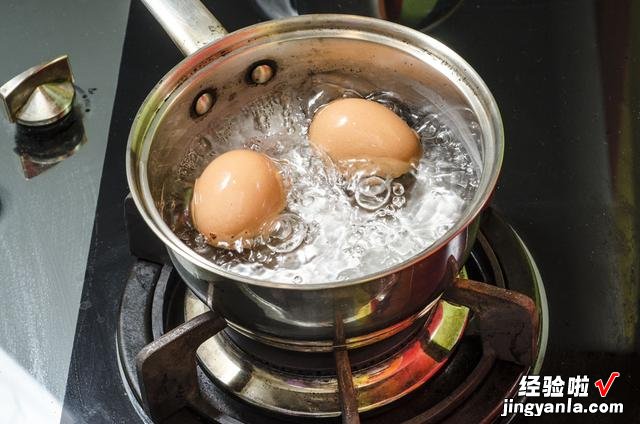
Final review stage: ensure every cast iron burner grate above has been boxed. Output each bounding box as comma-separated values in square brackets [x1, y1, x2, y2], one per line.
[117, 206, 547, 423]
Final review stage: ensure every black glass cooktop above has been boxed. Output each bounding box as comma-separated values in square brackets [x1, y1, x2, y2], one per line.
[61, 1, 639, 423]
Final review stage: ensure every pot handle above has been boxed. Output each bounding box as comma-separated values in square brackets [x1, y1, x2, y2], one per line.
[140, 0, 228, 56]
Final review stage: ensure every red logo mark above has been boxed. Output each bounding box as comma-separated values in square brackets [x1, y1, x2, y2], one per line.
[594, 372, 620, 397]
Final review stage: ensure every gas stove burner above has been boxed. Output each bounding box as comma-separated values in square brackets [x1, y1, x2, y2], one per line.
[185, 292, 469, 417]
[117, 208, 548, 423]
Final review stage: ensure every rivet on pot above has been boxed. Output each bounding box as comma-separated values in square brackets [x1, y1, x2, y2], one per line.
[251, 64, 274, 84]
[192, 90, 216, 117]
[246, 60, 277, 85]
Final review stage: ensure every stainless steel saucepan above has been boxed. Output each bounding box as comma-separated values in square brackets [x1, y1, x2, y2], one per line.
[126, 0, 504, 351]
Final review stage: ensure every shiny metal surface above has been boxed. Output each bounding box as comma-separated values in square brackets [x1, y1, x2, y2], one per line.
[0, 56, 75, 126]
[221, 294, 442, 352]
[184, 289, 470, 417]
[514, 229, 548, 374]
[15, 82, 74, 126]
[127, 9, 503, 345]
[170, 228, 465, 346]
[0, 1, 130, 422]
[139, 0, 227, 56]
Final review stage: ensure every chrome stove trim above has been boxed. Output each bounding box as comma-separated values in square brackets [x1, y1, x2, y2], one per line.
[184, 290, 469, 417]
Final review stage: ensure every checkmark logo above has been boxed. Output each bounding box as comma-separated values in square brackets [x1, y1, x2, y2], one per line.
[594, 372, 620, 397]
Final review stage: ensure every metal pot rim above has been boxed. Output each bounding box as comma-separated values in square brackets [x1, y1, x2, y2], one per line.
[126, 14, 504, 290]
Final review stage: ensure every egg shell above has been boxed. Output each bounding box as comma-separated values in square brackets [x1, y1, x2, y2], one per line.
[190, 149, 286, 247]
[308, 98, 422, 178]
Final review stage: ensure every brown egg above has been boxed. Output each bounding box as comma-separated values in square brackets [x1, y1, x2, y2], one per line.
[308, 98, 422, 178]
[190, 149, 286, 247]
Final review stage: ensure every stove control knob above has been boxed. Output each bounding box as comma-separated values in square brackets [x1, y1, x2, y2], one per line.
[0, 55, 75, 126]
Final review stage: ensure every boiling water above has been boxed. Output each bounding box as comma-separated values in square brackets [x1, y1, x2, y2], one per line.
[163, 74, 482, 284]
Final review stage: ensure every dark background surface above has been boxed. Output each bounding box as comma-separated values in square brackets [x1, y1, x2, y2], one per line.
[62, 0, 639, 423]
[429, 1, 640, 422]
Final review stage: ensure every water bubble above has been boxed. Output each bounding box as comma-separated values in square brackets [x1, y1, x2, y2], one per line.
[254, 251, 269, 263]
[346, 229, 361, 246]
[366, 91, 415, 124]
[305, 83, 364, 116]
[449, 171, 469, 188]
[293, 275, 303, 284]
[301, 194, 314, 207]
[194, 233, 207, 247]
[304, 220, 320, 243]
[392, 196, 406, 208]
[345, 240, 368, 259]
[341, 89, 362, 99]
[176, 150, 202, 182]
[354, 176, 391, 210]
[392, 182, 405, 196]
[383, 204, 396, 215]
[267, 213, 307, 253]
[367, 221, 388, 246]
[233, 239, 245, 254]
[306, 91, 328, 116]
[414, 113, 440, 137]
[254, 112, 269, 132]
[192, 234, 213, 255]
[194, 136, 212, 155]
[435, 129, 452, 144]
